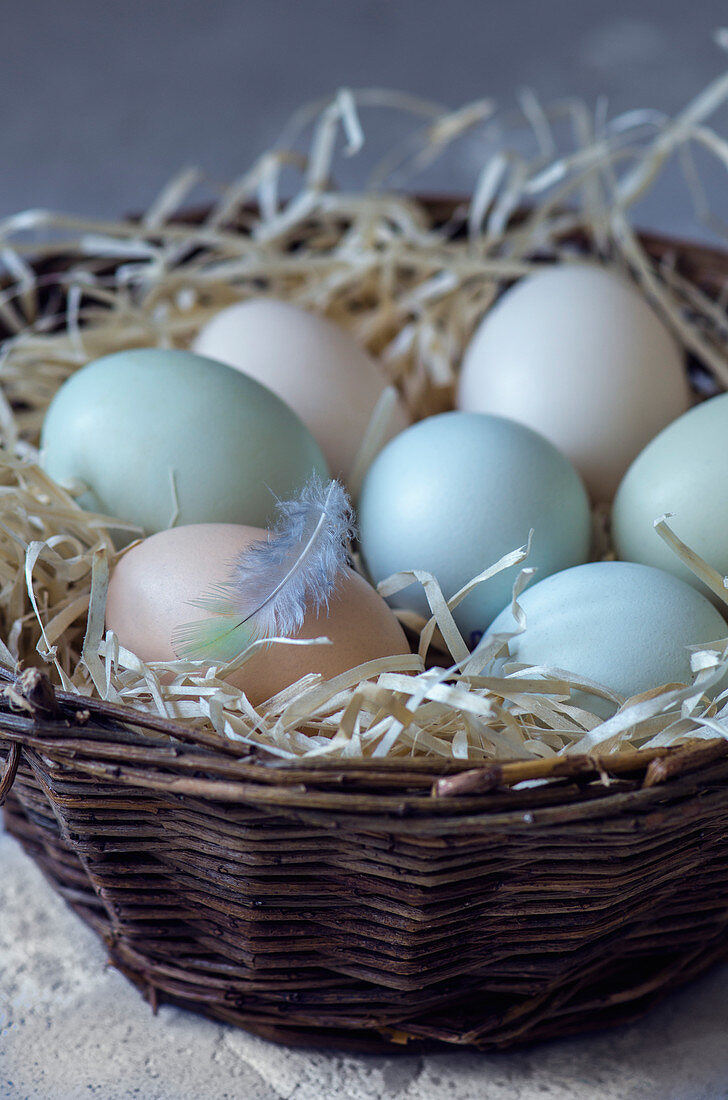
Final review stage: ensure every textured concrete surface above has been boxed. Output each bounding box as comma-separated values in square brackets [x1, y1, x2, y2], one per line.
[3, 827, 728, 1100]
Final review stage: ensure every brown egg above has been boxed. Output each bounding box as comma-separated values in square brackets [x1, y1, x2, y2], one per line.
[106, 523, 410, 705]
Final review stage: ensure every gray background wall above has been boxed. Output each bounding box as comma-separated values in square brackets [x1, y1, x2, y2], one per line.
[2, 0, 727, 235]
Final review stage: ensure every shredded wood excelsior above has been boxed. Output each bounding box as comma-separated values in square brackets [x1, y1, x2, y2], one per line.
[3, 60, 728, 761]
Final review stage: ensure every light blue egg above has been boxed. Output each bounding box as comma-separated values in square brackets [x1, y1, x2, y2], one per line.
[41, 348, 329, 535]
[485, 561, 728, 718]
[358, 411, 591, 642]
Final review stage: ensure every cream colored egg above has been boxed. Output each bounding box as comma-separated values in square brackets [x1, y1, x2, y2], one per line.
[192, 299, 409, 481]
[106, 523, 410, 706]
[456, 264, 691, 502]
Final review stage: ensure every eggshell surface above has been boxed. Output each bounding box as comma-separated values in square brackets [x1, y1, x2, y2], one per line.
[105, 523, 411, 706]
[485, 561, 727, 718]
[41, 348, 328, 535]
[193, 299, 409, 479]
[358, 411, 591, 645]
[456, 264, 690, 501]
[612, 392, 728, 602]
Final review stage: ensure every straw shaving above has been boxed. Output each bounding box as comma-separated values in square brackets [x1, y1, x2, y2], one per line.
[3, 56, 728, 760]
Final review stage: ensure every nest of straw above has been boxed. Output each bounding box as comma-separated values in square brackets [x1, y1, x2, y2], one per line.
[4, 66, 728, 763]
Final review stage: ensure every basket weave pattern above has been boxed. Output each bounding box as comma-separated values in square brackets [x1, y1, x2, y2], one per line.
[3, 671, 728, 1051]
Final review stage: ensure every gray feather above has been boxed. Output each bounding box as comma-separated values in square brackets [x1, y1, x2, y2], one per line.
[173, 476, 355, 663]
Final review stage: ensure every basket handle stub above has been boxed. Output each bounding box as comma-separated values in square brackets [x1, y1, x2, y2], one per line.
[5, 667, 60, 719]
[0, 669, 60, 804]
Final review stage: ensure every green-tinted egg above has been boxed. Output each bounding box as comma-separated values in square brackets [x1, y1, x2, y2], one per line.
[41, 348, 329, 534]
[612, 393, 728, 602]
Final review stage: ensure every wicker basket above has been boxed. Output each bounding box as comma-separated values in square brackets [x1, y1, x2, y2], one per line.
[3, 203, 728, 1053]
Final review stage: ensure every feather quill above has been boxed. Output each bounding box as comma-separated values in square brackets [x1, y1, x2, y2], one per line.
[173, 476, 355, 664]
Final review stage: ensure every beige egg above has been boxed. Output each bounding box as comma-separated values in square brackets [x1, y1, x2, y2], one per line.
[106, 523, 410, 706]
[456, 264, 690, 502]
[192, 298, 409, 481]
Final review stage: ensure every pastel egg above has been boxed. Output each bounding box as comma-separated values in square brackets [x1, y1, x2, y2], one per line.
[485, 561, 727, 718]
[105, 523, 411, 706]
[41, 348, 328, 535]
[193, 298, 409, 480]
[358, 411, 591, 644]
[456, 264, 690, 501]
[613, 392, 728, 602]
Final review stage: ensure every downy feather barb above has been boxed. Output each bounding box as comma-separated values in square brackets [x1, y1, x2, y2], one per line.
[173, 476, 355, 664]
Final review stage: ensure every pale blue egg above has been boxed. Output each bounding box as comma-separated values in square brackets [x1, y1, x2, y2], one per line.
[358, 411, 591, 643]
[41, 348, 329, 535]
[485, 561, 728, 718]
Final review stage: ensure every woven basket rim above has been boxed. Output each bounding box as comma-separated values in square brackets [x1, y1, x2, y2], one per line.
[2, 666, 728, 821]
[160, 193, 728, 272]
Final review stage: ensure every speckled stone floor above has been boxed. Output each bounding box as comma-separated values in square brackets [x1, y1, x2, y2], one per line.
[3, 827, 728, 1100]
